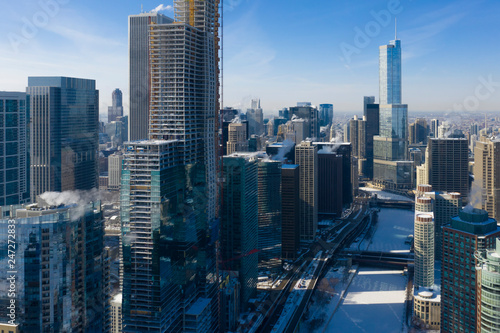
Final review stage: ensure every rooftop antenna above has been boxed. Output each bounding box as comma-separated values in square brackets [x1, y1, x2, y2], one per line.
[395, 17, 397, 40]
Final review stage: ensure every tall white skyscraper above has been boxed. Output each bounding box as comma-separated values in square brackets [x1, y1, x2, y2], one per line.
[379, 38, 401, 105]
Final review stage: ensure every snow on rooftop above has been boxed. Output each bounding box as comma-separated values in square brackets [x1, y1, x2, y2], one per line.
[360, 187, 413, 202]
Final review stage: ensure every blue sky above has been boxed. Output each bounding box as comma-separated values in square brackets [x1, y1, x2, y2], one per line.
[0, 0, 499, 118]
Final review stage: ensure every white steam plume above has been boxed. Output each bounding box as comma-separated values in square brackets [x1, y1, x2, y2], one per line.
[463, 180, 483, 213]
[272, 139, 294, 162]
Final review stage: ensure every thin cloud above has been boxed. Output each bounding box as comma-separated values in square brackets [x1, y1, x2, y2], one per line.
[152, 4, 173, 12]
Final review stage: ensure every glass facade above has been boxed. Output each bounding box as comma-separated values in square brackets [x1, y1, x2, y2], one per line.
[477, 239, 500, 332]
[0, 93, 30, 206]
[0, 202, 105, 332]
[27, 77, 99, 201]
[379, 39, 401, 105]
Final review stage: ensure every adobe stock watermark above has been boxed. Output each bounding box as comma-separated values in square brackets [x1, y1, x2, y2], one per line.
[448, 75, 499, 113]
[340, 0, 408, 64]
[8, 0, 70, 54]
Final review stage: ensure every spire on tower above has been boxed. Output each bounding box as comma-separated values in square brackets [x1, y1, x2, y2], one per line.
[395, 17, 397, 40]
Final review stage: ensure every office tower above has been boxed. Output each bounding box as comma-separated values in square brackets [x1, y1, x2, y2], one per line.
[415, 118, 428, 144]
[317, 149, 343, 216]
[476, 238, 500, 332]
[474, 138, 500, 221]
[257, 160, 282, 273]
[442, 209, 500, 332]
[357, 117, 367, 164]
[431, 119, 439, 138]
[470, 123, 479, 136]
[425, 138, 469, 198]
[409, 148, 423, 167]
[106, 120, 126, 147]
[408, 122, 416, 145]
[414, 212, 435, 287]
[416, 185, 462, 259]
[108, 153, 123, 191]
[364, 103, 379, 179]
[289, 105, 319, 140]
[28, 77, 99, 201]
[343, 122, 350, 143]
[128, 12, 173, 141]
[0, 201, 106, 332]
[319, 103, 334, 126]
[221, 155, 258, 308]
[281, 165, 300, 260]
[295, 141, 318, 242]
[108, 88, 124, 123]
[246, 99, 263, 135]
[0, 92, 30, 205]
[373, 35, 411, 189]
[363, 96, 375, 114]
[227, 123, 248, 154]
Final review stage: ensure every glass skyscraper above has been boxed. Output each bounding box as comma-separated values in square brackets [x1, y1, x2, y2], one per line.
[373, 36, 411, 189]
[27, 77, 99, 201]
[0, 201, 106, 332]
[0, 92, 30, 206]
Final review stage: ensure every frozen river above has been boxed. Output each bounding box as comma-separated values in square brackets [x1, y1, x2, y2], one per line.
[321, 208, 414, 332]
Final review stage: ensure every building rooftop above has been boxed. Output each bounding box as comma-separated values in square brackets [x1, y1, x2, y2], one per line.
[282, 164, 299, 169]
[185, 297, 211, 316]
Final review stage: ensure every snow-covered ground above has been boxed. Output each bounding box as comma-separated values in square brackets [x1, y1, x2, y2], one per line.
[324, 268, 408, 333]
[360, 187, 413, 202]
[368, 208, 414, 253]
[308, 208, 414, 332]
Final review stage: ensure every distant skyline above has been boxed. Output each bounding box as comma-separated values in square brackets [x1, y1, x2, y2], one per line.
[1, 0, 500, 119]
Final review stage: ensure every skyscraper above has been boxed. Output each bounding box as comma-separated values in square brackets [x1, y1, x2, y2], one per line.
[122, 1, 220, 331]
[425, 138, 469, 198]
[474, 138, 500, 221]
[363, 96, 375, 114]
[28, 77, 99, 201]
[108, 88, 124, 123]
[128, 12, 173, 141]
[222, 155, 258, 308]
[246, 99, 263, 135]
[295, 141, 318, 243]
[441, 209, 500, 332]
[319, 103, 333, 126]
[373, 35, 411, 189]
[317, 150, 343, 216]
[289, 105, 319, 140]
[0, 92, 30, 205]
[363, 103, 379, 179]
[431, 119, 439, 138]
[0, 201, 106, 332]
[257, 160, 282, 273]
[281, 164, 300, 260]
[476, 238, 500, 332]
[227, 123, 248, 154]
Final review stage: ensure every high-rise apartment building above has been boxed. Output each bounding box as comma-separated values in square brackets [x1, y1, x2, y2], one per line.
[27, 77, 99, 201]
[0, 92, 30, 205]
[474, 138, 500, 221]
[373, 36, 411, 189]
[128, 12, 173, 141]
[416, 185, 462, 259]
[476, 238, 500, 332]
[295, 141, 318, 242]
[227, 123, 248, 154]
[123, 1, 220, 331]
[222, 155, 258, 308]
[441, 209, 500, 333]
[108, 88, 124, 123]
[424, 138, 469, 199]
[0, 201, 106, 332]
[414, 212, 435, 288]
[281, 164, 300, 260]
[257, 160, 282, 273]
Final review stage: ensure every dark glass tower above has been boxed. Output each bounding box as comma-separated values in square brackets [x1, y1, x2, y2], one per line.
[27, 77, 99, 201]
